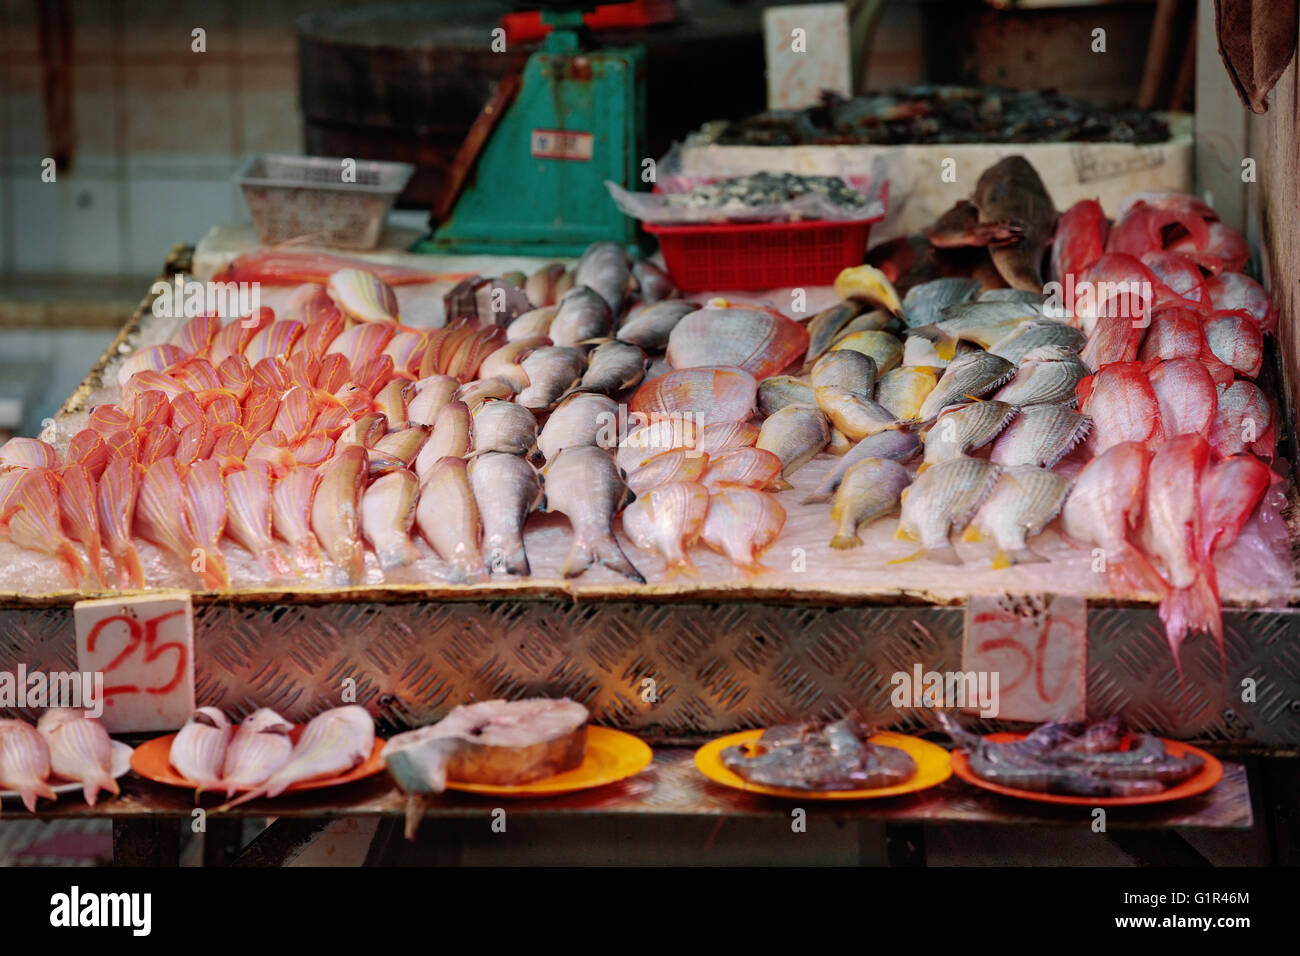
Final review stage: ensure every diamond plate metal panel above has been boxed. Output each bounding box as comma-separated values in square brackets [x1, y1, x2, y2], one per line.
[0, 601, 1297, 747]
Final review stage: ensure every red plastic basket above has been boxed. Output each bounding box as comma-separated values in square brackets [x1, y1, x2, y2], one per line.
[643, 208, 885, 292]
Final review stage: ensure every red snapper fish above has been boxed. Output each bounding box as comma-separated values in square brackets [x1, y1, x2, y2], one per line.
[1050, 198, 1107, 285]
[1077, 362, 1164, 454]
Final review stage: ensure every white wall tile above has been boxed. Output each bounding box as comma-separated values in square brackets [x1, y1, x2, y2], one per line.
[10, 175, 61, 273]
[126, 178, 240, 275]
[61, 177, 123, 275]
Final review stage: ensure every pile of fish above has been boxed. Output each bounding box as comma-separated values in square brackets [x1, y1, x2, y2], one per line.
[700, 85, 1171, 147]
[0, 710, 118, 811]
[167, 704, 374, 806]
[940, 713, 1204, 797]
[382, 697, 589, 838]
[743, 155, 1281, 668]
[720, 717, 916, 791]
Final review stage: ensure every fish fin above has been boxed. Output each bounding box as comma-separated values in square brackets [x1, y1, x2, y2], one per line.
[915, 462, 931, 474]
[20, 780, 58, 813]
[57, 542, 87, 589]
[117, 545, 146, 590]
[962, 525, 983, 543]
[1105, 542, 1170, 599]
[769, 477, 793, 492]
[886, 549, 923, 565]
[801, 490, 832, 505]
[991, 549, 1011, 570]
[1158, 572, 1222, 674]
[564, 534, 644, 583]
[829, 532, 862, 550]
[404, 792, 430, 841]
[376, 540, 421, 571]
[486, 546, 530, 576]
[934, 338, 959, 361]
[894, 525, 917, 542]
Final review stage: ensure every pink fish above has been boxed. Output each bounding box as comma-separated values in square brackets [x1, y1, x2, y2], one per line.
[117, 344, 185, 389]
[316, 352, 353, 393]
[171, 312, 221, 355]
[1136, 308, 1233, 386]
[1200, 454, 1273, 564]
[1079, 304, 1144, 371]
[1147, 358, 1217, 438]
[311, 445, 367, 585]
[3, 469, 87, 588]
[1208, 380, 1273, 458]
[36, 709, 119, 807]
[383, 330, 429, 379]
[216, 354, 254, 401]
[294, 309, 347, 359]
[126, 389, 171, 432]
[224, 462, 292, 576]
[1077, 362, 1164, 453]
[0, 719, 56, 812]
[58, 463, 105, 588]
[1205, 272, 1276, 335]
[220, 708, 294, 797]
[326, 323, 396, 369]
[1202, 309, 1263, 378]
[184, 459, 231, 590]
[272, 466, 322, 574]
[1167, 220, 1250, 274]
[1105, 199, 1209, 259]
[67, 429, 110, 479]
[1142, 434, 1218, 666]
[244, 319, 305, 365]
[1139, 251, 1208, 306]
[270, 386, 317, 443]
[0, 437, 58, 469]
[1061, 440, 1168, 598]
[220, 706, 373, 810]
[169, 707, 233, 798]
[135, 423, 179, 466]
[251, 356, 290, 391]
[169, 356, 222, 393]
[136, 457, 201, 572]
[1050, 198, 1107, 285]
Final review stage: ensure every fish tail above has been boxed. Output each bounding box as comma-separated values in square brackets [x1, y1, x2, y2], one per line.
[86, 535, 105, 589]
[376, 540, 421, 571]
[83, 773, 118, 808]
[564, 534, 644, 583]
[196, 549, 232, 591]
[21, 780, 58, 813]
[57, 541, 87, 589]
[801, 488, 833, 505]
[1106, 542, 1170, 598]
[769, 476, 793, 492]
[1158, 573, 1222, 673]
[260, 544, 295, 578]
[886, 549, 923, 565]
[117, 544, 146, 590]
[829, 532, 862, 550]
[486, 545, 530, 577]
[995, 547, 1045, 569]
[292, 536, 322, 576]
[404, 792, 429, 841]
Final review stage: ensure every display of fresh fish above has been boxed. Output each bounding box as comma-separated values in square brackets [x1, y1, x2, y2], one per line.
[516, 346, 585, 409]
[719, 718, 915, 792]
[632, 259, 675, 302]
[874, 366, 937, 421]
[169, 707, 233, 797]
[219, 708, 294, 796]
[829, 458, 910, 549]
[916, 351, 1015, 421]
[1136, 308, 1232, 385]
[96, 458, 144, 590]
[992, 346, 1088, 406]
[541, 445, 643, 581]
[802, 428, 921, 504]
[575, 241, 631, 315]
[617, 300, 696, 350]
[36, 709, 119, 807]
[621, 480, 710, 576]
[756, 404, 830, 484]
[416, 457, 483, 583]
[758, 376, 816, 417]
[1061, 441, 1167, 596]
[989, 404, 1090, 468]
[469, 400, 537, 457]
[923, 400, 1017, 465]
[469, 452, 542, 576]
[615, 418, 701, 472]
[804, 301, 867, 362]
[311, 445, 367, 585]
[700, 448, 781, 493]
[902, 277, 982, 328]
[1147, 358, 1217, 438]
[814, 386, 898, 441]
[810, 349, 876, 398]
[271, 466, 321, 574]
[1077, 362, 1164, 453]
[968, 465, 1070, 567]
[535, 391, 618, 461]
[0, 719, 56, 812]
[184, 458, 231, 590]
[700, 488, 786, 574]
[1199, 454, 1273, 589]
[361, 469, 421, 570]
[221, 705, 373, 810]
[828, 329, 902, 373]
[895, 457, 1000, 564]
[628, 448, 710, 494]
[1209, 380, 1272, 458]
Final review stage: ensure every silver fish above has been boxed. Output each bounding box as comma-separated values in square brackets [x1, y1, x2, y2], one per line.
[802, 428, 921, 504]
[168, 707, 232, 797]
[361, 468, 421, 570]
[469, 400, 538, 457]
[550, 286, 613, 346]
[575, 241, 631, 315]
[36, 709, 118, 808]
[911, 300, 1048, 359]
[829, 329, 902, 374]
[917, 351, 1016, 421]
[896, 457, 1001, 564]
[617, 300, 696, 350]
[579, 340, 647, 394]
[988, 319, 1085, 363]
[979, 288, 1047, 304]
[311, 445, 367, 585]
[969, 465, 1071, 567]
[805, 301, 867, 363]
[541, 445, 643, 581]
[811, 349, 876, 398]
[416, 457, 484, 583]
[814, 385, 897, 441]
[902, 277, 981, 328]
[416, 400, 471, 477]
[517, 346, 586, 409]
[368, 427, 429, 475]
[536, 391, 619, 461]
[525, 264, 566, 308]
[756, 404, 829, 484]
[507, 305, 558, 341]
[220, 708, 293, 796]
[632, 259, 675, 302]
[829, 458, 912, 549]
[990, 404, 1092, 468]
[221, 705, 374, 810]
[758, 376, 815, 417]
[923, 401, 1018, 464]
[992, 347, 1088, 406]
[469, 452, 543, 576]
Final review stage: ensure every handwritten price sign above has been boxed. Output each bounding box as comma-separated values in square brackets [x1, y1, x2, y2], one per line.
[963, 594, 1087, 723]
[74, 591, 196, 733]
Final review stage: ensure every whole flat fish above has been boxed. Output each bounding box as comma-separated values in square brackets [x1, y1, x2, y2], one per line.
[988, 319, 1086, 363]
[579, 340, 647, 394]
[469, 451, 542, 576]
[0, 719, 56, 812]
[895, 457, 1001, 564]
[805, 301, 866, 362]
[536, 391, 618, 462]
[628, 448, 710, 494]
[814, 386, 898, 441]
[756, 404, 829, 484]
[829, 458, 911, 549]
[550, 286, 613, 346]
[968, 465, 1071, 567]
[36, 709, 118, 808]
[621, 480, 710, 576]
[361, 469, 421, 570]
[810, 349, 876, 398]
[542, 445, 643, 582]
[902, 277, 981, 328]
[633, 259, 675, 302]
[876, 366, 938, 421]
[575, 241, 631, 315]
[923, 401, 1018, 465]
[701, 447, 782, 492]
[992, 347, 1089, 406]
[416, 457, 484, 583]
[220, 708, 293, 796]
[169, 707, 233, 797]
[829, 330, 902, 374]
[802, 428, 921, 504]
[517, 346, 585, 410]
[469, 400, 537, 457]
[758, 376, 815, 417]
[990, 404, 1091, 468]
[917, 351, 1015, 421]
[700, 488, 786, 574]
[271, 465, 322, 574]
[911, 300, 1047, 359]
[311, 445, 367, 585]
[221, 705, 374, 810]
[617, 300, 696, 350]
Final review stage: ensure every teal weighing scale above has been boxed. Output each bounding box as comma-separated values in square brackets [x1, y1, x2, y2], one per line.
[418, 5, 647, 256]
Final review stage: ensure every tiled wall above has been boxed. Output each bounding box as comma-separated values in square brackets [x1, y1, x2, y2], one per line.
[0, 0, 370, 283]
